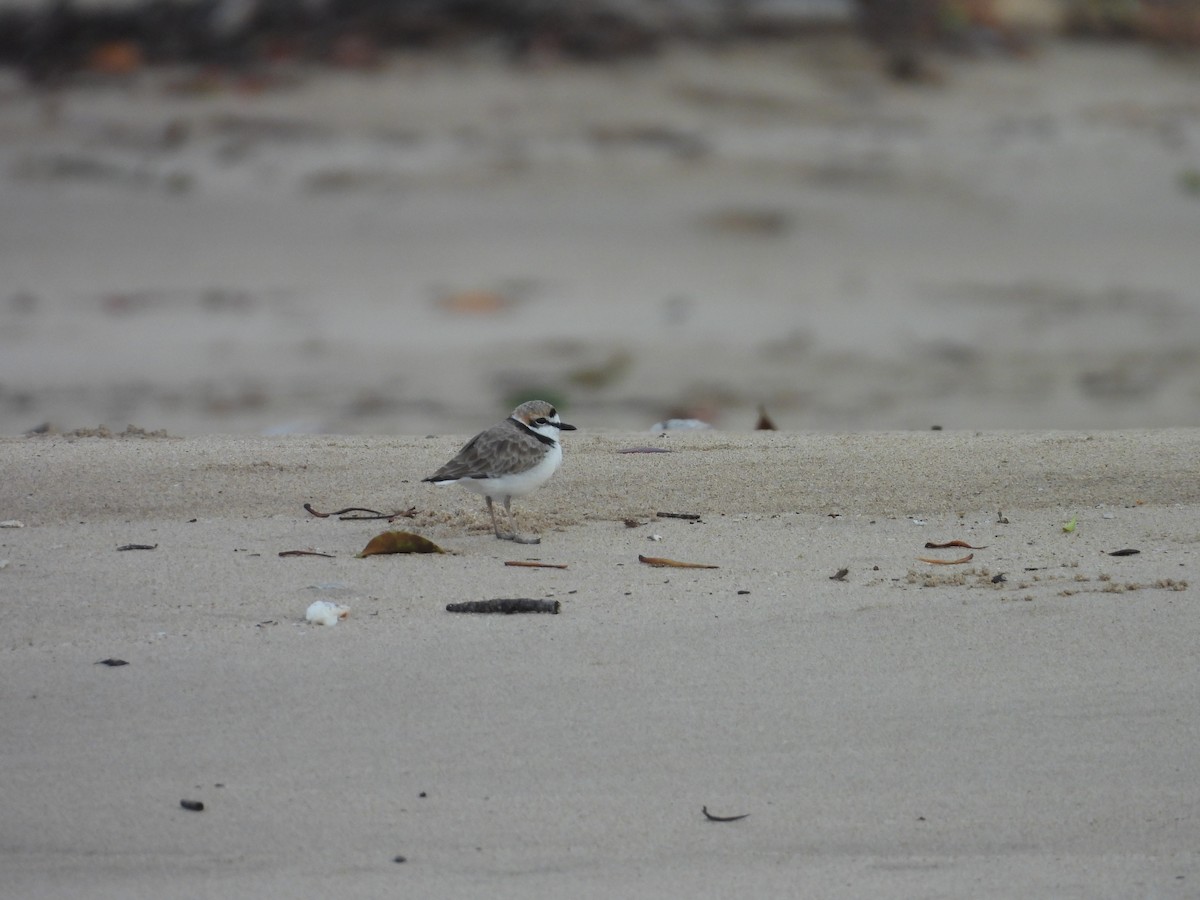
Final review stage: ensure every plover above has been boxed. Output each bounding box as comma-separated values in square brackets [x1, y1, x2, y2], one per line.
[423, 400, 576, 544]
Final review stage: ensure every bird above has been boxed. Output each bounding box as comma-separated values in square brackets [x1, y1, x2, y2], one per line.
[423, 400, 576, 544]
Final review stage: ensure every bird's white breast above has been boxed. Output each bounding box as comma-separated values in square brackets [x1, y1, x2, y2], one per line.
[459, 441, 562, 499]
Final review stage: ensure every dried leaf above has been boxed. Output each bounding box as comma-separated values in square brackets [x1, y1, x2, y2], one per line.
[358, 531, 445, 557]
[638, 554, 719, 569]
[916, 553, 974, 565]
[924, 540, 987, 549]
[830, 568, 849, 581]
[1107, 548, 1141, 556]
[504, 561, 568, 569]
[437, 289, 512, 315]
[279, 549, 336, 558]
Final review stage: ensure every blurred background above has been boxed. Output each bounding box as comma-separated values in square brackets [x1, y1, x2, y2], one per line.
[1, 0, 1198, 435]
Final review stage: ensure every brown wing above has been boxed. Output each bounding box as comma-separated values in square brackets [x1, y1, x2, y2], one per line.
[424, 423, 537, 482]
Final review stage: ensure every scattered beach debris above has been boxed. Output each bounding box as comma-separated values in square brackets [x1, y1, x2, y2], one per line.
[304, 503, 416, 521]
[924, 540, 987, 550]
[0, 520, 24, 528]
[623, 518, 644, 528]
[567, 350, 632, 389]
[638, 554, 719, 569]
[435, 289, 514, 316]
[279, 549, 336, 558]
[392, 855, 407, 864]
[179, 799, 205, 812]
[698, 206, 792, 237]
[702, 806, 749, 823]
[754, 405, 777, 430]
[358, 531, 445, 557]
[917, 553, 975, 565]
[1062, 517, 1078, 533]
[656, 511, 701, 521]
[618, 447, 672, 454]
[96, 658, 129, 667]
[24, 424, 171, 439]
[830, 568, 850, 581]
[992, 573, 1007, 583]
[446, 599, 560, 614]
[504, 561, 568, 569]
[116, 543, 157, 551]
[651, 418, 712, 431]
[305, 600, 350, 626]
[1107, 548, 1141, 556]
[589, 124, 707, 159]
[997, 510, 1010, 524]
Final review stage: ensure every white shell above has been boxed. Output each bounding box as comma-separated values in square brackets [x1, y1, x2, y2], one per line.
[305, 600, 349, 626]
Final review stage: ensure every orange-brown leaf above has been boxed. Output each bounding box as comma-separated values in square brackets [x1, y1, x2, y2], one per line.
[358, 530, 445, 557]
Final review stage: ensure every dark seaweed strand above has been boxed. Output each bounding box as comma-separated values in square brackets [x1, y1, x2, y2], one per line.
[446, 599, 561, 614]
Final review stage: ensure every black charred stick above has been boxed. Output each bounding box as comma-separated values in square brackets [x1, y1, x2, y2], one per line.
[703, 808, 749, 823]
[446, 599, 561, 615]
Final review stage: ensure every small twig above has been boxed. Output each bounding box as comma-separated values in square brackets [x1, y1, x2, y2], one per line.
[924, 540, 987, 549]
[446, 599, 561, 614]
[916, 553, 974, 565]
[303, 503, 416, 521]
[639, 554, 718, 569]
[656, 511, 701, 520]
[618, 447, 672, 454]
[702, 806, 749, 822]
[278, 549, 336, 558]
[504, 561, 568, 569]
[116, 543, 157, 551]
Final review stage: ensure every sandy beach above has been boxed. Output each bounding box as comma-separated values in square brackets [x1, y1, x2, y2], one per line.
[2, 28, 1200, 898]
[2, 428, 1199, 898]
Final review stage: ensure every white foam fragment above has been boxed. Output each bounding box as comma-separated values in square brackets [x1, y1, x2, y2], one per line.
[305, 600, 349, 626]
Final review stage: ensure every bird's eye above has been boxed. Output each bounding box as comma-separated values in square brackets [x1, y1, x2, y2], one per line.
[534, 417, 548, 425]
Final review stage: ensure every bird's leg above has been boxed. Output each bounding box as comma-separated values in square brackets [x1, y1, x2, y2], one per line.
[486, 495, 514, 540]
[504, 496, 541, 545]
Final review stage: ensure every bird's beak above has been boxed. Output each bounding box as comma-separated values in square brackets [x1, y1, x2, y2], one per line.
[557, 421, 577, 431]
